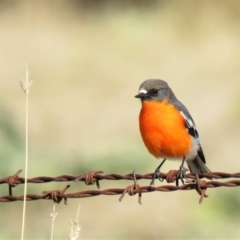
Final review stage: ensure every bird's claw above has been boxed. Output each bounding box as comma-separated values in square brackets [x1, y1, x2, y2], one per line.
[150, 168, 164, 186]
[176, 166, 187, 186]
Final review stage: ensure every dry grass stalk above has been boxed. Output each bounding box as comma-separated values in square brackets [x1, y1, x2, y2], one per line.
[50, 203, 58, 240]
[68, 204, 81, 240]
[20, 62, 32, 240]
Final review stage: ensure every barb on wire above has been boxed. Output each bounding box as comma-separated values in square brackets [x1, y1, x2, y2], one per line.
[7, 170, 22, 196]
[75, 171, 103, 189]
[42, 185, 71, 205]
[119, 170, 142, 204]
[185, 173, 208, 204]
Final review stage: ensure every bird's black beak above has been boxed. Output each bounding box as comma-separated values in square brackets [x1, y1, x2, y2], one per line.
[135, 93, 146, 99]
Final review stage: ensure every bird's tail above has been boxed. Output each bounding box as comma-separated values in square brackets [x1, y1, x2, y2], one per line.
[187, 155, 211, 178]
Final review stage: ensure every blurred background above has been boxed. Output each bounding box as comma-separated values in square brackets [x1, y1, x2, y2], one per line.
[0, 0, 240, 239]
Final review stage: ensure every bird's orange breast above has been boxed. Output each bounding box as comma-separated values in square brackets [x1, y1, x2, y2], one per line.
[139, 100, 192, 159]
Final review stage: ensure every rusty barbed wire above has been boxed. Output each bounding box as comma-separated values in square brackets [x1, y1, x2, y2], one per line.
[1, 169, 240, 186]
[1, 179, 240, 204]
[1, 169, 240, 204]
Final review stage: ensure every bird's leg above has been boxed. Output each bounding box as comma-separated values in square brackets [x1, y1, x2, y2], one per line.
[150, 158, 166, 186]
[176, 157, 186, 186]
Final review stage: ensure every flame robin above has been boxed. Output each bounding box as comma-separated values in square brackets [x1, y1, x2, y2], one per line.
[135, 79, 211, 185]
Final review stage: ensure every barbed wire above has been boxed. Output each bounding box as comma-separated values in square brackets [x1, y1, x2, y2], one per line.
[1, 169, 240, 204]
[1, 169, 239, 186]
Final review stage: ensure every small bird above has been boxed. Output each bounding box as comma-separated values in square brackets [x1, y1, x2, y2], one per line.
[135, 79, 211, 185]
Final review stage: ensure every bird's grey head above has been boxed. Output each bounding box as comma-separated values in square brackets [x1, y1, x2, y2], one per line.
[135, 79, 175, 102]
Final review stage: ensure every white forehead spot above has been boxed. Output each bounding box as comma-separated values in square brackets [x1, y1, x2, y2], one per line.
[139, 88, 147, 94]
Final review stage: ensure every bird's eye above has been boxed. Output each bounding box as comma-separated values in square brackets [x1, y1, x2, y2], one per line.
[151, 89, 158, 95]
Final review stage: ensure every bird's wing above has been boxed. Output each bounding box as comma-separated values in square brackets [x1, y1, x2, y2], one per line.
[179, 110, 206, 164]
